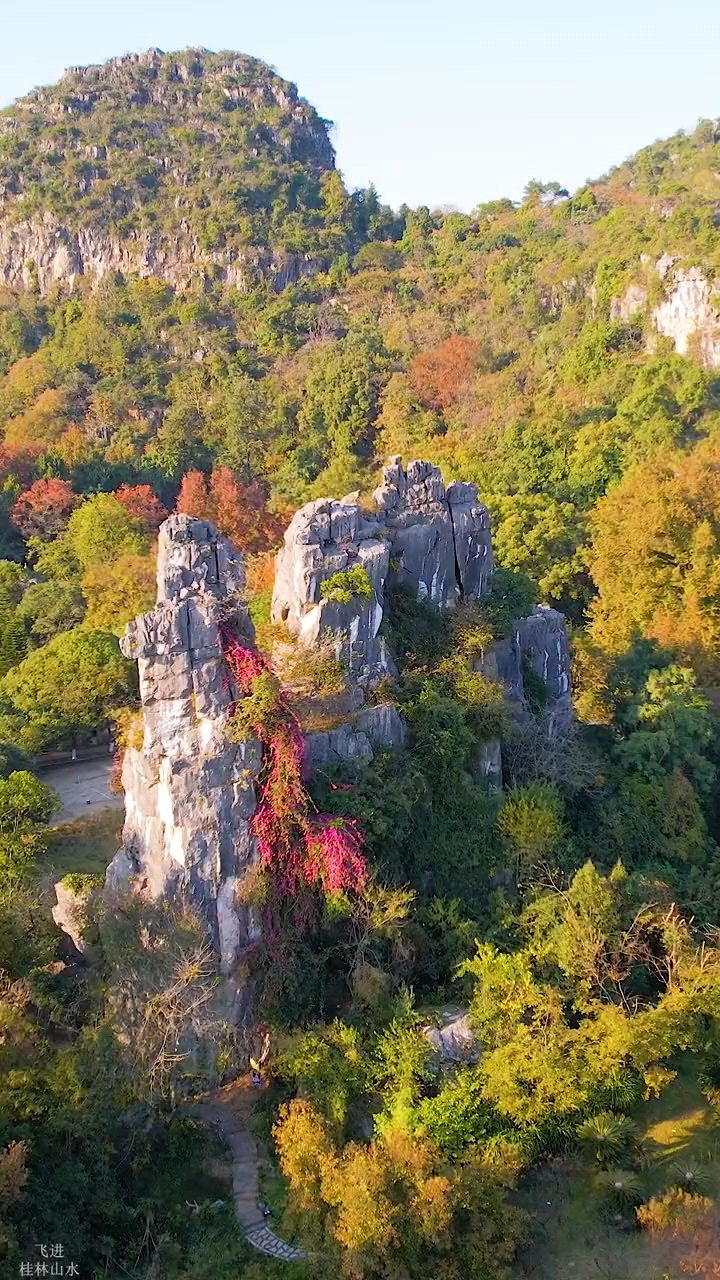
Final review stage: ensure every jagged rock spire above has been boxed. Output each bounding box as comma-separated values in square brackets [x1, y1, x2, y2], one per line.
[108, 515, 260, 1024]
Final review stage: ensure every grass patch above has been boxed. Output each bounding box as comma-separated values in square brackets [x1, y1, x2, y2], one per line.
[45, 809, 124, 879]
[512, 1058, 720, 1280]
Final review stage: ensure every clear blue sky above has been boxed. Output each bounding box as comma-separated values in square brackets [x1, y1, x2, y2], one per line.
[1, 0, 719, 212]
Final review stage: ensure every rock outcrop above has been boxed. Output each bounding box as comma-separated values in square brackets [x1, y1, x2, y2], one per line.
[304, 703, 406, 770]
[478, 606, 572, 735]
[373, 457, 493, 606]
[0, 215, 318, 296]
[516, 607, 573, 731]
[272, 496, 393, 686]
[105, 514, 261, 1022]
[272, 456, 572, 766]
[272, 458, 494, 681]
[106, 470, 573, 1030]
[653, 265, 720, 369]
[610, 257, 720, 370]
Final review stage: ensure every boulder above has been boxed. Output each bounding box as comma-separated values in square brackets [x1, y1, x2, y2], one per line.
[422, 1008, 479, 1065]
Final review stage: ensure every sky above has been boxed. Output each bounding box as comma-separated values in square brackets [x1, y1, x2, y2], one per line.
[1, 0, 719, 212]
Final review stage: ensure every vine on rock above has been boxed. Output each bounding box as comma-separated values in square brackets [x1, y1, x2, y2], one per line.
[221, 628, 367, 896]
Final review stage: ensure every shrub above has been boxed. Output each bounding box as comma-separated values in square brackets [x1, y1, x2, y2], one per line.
[319, 565, 373, 605]
[577, 1112, 637, 1167]
[382, 584, 452, 670]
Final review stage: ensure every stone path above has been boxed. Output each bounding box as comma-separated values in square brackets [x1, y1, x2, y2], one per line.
[183, 1077, 308, 1262]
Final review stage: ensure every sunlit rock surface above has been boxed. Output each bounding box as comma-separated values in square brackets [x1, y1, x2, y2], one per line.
[105, 515, 261, 1022]
[373, 457, 493, 606]
[271, 496, 393, 686]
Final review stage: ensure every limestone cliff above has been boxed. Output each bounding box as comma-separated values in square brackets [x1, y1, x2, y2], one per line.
[106, 468, 572, 1010]
[106, 514, 261, 1021]
[272, 495, 393, 686]
[373, 458, 494, 605]
[0, 214, 318, 295]
[652, 265, 720, 368]
[0, 49, 337, 294]
[610, 256, 720, 370]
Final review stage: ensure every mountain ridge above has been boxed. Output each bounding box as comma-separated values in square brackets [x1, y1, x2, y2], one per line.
[0, 52, 719, 680]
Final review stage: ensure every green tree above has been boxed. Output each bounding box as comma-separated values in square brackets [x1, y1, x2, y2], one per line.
[497, 783, 564, 881]
[0, 628, 136, 751]
[298, 329, 389, 460]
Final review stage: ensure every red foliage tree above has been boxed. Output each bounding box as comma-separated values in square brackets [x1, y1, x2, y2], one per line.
[221, 631, 367, 896]
[176, 470, 213, 523]
[209, 468, 286, 555]
[10, 477, 79, 540]
[409, 336, 480, 413]
[176, 467, 285, 554]
[114, 484, 168, 532]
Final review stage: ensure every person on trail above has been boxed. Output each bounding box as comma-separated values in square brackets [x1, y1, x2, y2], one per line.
[250, 1032, 270, 1087]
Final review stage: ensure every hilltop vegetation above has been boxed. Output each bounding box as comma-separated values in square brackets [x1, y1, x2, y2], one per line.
[1, 49, 720, 1280]
[0, 64, 718, 670]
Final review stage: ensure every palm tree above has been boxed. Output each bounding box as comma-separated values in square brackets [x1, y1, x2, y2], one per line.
[577, 1112, 637, 1166]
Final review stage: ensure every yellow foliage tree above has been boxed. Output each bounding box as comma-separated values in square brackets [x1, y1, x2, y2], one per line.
[588, 441, 720, 682]
[273, 1099, 523, 1279]
[82, 552, 157, 635]
[3, 387, 72, 447]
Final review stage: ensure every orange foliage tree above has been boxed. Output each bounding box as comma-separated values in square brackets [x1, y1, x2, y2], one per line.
[409, 336, 480, 414]
[176, 467, 286, 553]
[10, 478, 79, 540]
[0, 444, 41, 490]
[114, 483, 168, 532]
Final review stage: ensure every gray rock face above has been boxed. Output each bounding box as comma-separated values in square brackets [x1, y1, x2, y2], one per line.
[517, 607, 573, 733]
[480, 607, 572, 736]
[273, 457, 571, 765]
[271, 497, 393, 686]
[107, 515, 261, 1018]
[610, 281, 648, 321]
[304, 703, 406, 770]
[271, 458, 494, 697]
[373, 457, 493, 605]
[476, 739, 503, 790]
[0, 214, 319, 296]
[422, 1009, 479, 1065]
[52, 880, 91, 957]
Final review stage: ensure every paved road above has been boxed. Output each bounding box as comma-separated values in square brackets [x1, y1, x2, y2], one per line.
[41, 757, 124, 825]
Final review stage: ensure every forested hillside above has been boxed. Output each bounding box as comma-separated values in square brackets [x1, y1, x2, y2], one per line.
[2, 49, 720, 1280]
[0, 56, 719, 670]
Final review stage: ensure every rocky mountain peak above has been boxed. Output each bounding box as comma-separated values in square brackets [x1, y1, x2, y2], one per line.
[0, 48, 337, 293]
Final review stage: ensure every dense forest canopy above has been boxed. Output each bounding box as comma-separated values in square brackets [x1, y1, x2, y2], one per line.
[1, 48, 720, 1280]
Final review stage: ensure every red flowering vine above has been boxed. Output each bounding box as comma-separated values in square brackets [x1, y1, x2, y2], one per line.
[221, 628, 367, 896]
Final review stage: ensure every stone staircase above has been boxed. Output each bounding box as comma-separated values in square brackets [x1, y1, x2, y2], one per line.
[183, 1078, 307, 1263]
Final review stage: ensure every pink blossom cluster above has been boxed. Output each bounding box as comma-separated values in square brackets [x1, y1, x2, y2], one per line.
[220, 630, 368, 897]
[220, 628, 268, 694]
[304, 818, 368, 893]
